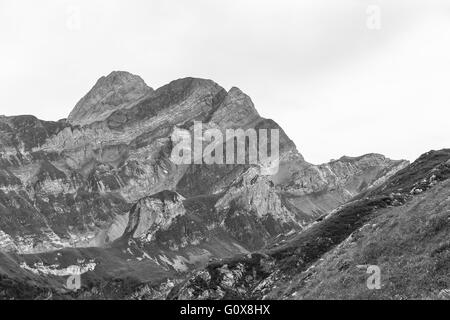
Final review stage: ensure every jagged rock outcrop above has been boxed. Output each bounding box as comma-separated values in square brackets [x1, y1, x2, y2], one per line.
[209, 87, 260, 129]
[0, 115, 130, 252]
[216, 167, 297, 224]
[168, 253, 276, 300]
[115, 167, 303, 255]
[214, 167, 304, 249]
[276, 154, 409, 217]
[124, 191, 186, 242]
[68, 71, 153, 126]
[283, 154, 408, 195]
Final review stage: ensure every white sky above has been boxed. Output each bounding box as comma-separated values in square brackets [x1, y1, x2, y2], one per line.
[0, 0, 449, 164]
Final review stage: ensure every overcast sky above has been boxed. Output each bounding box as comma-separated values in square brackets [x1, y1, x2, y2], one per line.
[1, 0, 449, 164]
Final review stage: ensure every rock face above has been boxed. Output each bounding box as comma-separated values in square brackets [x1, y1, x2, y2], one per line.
[0, 115, 130, 253]
[0, 71, 410, 299]
[214, 167, 304, 249]
[124, 191, 186, 242]
[0, 75, 231, 253]
[209, 87, 260, 129]
[276, 154, 409, 217]
[68, 71, 153, 126]
[116, 167, 302, 254]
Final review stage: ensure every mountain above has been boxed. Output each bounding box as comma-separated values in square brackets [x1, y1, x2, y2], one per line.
[169, 149, 450, 300]
[67, 71, 153, 126]
[0, 71, 409, 299]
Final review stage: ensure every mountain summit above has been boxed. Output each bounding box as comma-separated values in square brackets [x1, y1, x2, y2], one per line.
[68, 71, 153, 126]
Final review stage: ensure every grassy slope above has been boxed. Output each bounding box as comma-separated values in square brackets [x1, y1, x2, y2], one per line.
[271, 180, 450, 299]
[266, 149, 450, 299]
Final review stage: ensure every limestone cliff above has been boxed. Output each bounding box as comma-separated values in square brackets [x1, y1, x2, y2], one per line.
[68, 71, 153, 126]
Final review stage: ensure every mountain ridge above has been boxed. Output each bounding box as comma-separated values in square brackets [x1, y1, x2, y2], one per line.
[0, 71, 414, 300]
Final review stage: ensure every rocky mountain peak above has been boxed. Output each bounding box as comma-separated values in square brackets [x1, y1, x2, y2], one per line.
[67, 71, 153, 126]
[210, 86, 260, 129]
